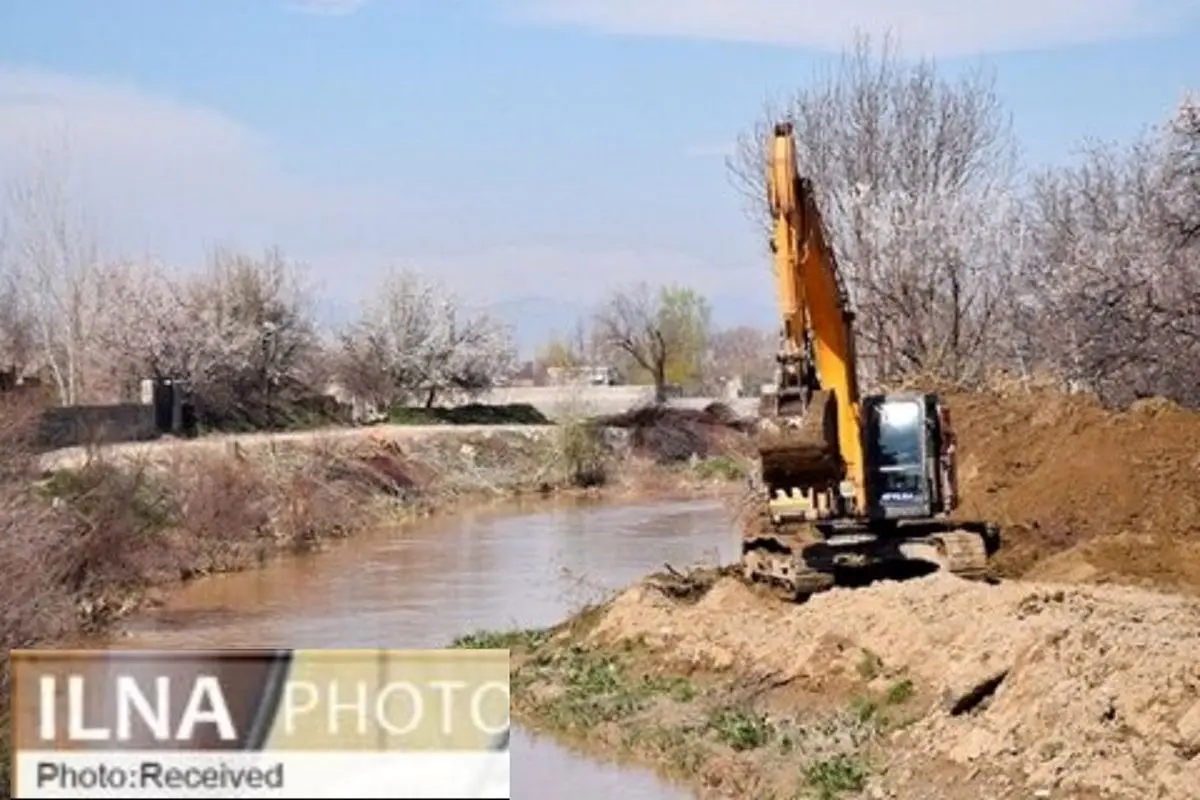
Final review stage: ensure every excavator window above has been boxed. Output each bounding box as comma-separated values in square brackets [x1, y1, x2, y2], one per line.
[872, 401, 922, 468]
[864, 398, 930, 518]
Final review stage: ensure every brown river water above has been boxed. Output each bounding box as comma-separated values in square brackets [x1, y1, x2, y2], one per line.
[102, 497, 740, 798]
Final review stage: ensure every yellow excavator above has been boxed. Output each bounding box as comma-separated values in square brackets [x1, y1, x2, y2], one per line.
[741, 122, 1000, 600]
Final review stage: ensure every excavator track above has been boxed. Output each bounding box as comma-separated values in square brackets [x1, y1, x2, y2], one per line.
[739, 489, 835, 600]
[927, 529, 992, 580]
[740, 486, 997, 600]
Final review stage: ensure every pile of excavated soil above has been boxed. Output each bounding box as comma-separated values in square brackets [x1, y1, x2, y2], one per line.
[945, 390, 1200, 591]
[585, 572, 1200, 799]
[593, 403, 754, 463]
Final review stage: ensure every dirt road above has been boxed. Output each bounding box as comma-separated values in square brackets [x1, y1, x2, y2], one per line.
[36, 422, 556, 472]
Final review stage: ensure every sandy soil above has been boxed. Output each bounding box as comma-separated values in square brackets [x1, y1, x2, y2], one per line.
[506, 390, 1200, 799]
[510, 568, 1200, 799]
[947, 390, 1200, 592]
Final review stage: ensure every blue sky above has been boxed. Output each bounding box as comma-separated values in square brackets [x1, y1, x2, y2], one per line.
[0, 0, 1197, 355]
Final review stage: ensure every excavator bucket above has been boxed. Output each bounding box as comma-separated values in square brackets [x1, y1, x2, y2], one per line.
[756, 389, 844, 494]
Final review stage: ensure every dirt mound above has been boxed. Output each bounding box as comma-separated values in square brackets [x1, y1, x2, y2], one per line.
[947, 390, 1200, 590]
[584, 572, 1200, 798]
[387, 403, 550, 425]
[593, 403, 753, 463]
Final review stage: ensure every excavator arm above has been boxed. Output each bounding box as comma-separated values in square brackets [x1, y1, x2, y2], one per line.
[761, 122, 866, 514]
[743, 122, 1000, 600]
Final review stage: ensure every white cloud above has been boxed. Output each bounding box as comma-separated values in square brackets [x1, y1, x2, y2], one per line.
[0, 67, 422, 278]
[0, 67, 275, 243]
[503, 0, 1199, 55]
[284, 0, 368, 15]
[0, 67, 763, 327]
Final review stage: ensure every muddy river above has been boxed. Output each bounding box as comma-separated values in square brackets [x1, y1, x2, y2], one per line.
[106, 497, 739, 798]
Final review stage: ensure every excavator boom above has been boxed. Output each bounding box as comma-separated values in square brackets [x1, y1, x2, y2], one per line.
[762, 123, 864, 513]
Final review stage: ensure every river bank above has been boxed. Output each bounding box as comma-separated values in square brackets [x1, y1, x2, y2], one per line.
[0, 408, 751, 798]
[474, 566, 1200, 800]
[9, 419, 750, 636]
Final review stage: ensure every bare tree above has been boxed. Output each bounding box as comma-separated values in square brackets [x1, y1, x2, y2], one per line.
[594, 282, 711, 402]
[3, 140, 104, 404]
[536, 318, 596, 370]
[1164, 93, 1200, 248]
[337, 268, 516, 408]
[708, 326, 776, 393]
[1018, 99, 1200, 407]
[727, 31, 1020, 387]
[0, 255, 36, 383]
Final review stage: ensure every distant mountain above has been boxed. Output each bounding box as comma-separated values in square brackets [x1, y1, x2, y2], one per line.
[475, 291, 777, 359]
[710, 291, 775, 330]
[473, 296, 592, 359]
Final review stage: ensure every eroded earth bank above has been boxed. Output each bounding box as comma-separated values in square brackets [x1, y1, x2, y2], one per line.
[0, 402, 752, 798]
[483, 390, 1200, 799]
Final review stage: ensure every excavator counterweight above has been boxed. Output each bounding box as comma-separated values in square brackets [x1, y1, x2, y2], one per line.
[741, 122, 1001, 601]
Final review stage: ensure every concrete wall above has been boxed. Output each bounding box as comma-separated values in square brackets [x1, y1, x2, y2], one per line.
[36, 404, 160, 451]
[468, 385, 759, 421]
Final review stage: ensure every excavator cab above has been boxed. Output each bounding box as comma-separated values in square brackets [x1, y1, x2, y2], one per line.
[862, 393, 956, 521]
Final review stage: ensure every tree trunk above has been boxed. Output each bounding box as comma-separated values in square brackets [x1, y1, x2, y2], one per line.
[424, 387, 437, 408]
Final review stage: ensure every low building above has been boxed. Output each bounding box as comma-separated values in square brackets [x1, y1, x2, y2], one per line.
[545, 365, 621, 386]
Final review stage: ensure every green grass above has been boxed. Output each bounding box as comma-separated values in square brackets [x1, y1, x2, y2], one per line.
[450, 627, 553, 650]
[510, 638, 891, 799]
[804, 754, 868, 799]
[848, 695, 879, 724]
[707, 707, 775, 751]
[516, 642, 705, 731]
[886, 678, 914, 705]
[693, 455, 748, 481]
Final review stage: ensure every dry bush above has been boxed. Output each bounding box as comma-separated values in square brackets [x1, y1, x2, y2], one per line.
[0, 396, 77, 642]
[167, 454, 275, 575]
[44, 459, 180, 604]
[0, 400, 78, 799]
[400, 429, 563, 495]
[556, 420, 608, 488]
[324, 438, 437, 500]
[546, 385, 609, 487]
[267, 448, 372, 551]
